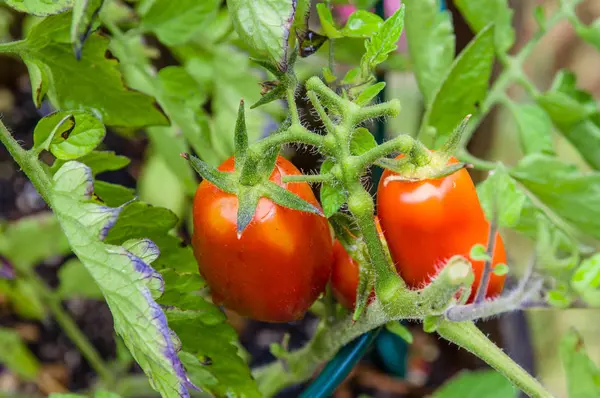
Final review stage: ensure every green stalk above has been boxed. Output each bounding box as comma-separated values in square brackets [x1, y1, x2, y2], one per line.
[1, 119, 115, 386]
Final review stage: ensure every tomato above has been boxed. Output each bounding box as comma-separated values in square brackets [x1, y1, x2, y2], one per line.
[376, 155, 506, 302]
[331, 218, 383, 309]
[191, 156, 333, 322]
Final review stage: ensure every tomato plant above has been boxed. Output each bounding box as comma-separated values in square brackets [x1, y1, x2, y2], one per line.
[0, 0, 599, 398]
[192, 155, 332, 322]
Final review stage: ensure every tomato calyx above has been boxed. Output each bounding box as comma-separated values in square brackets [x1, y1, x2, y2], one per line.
[250, 50, 299, 109]
[183, 100, 323, 236]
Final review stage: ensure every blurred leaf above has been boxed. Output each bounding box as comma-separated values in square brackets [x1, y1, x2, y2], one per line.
[492, 263, 508, 276]
[512, 154, 600, 240]
[560, 329, 600, 398]
[0, 256, 14, 280]
[360, 5, 405, 78]
[141, 0, 220, 46]
[403, 0, 454, 104]
[49, 395, 87, 398]
[385, 322, 413, 344]
[94, 181, 135, 207]
[50, 161, 193, 396]
[341, 10, 383, 38]
[476, 164, 526, 228]
[537, 70, 600, 170]
[433, 370, 517, 398]
[572, 253, 600, 306]
[509, 102, 554, 155]
[355, 82, 385, 106]
[139, 152, 186, 219]
[574, 19, 600, 51]
[350, 127, 377, 155]
[316, 3, 342, 38]
[0, 212, 70, 269]
[424, 24, 495, 147]
[15, 13, 167, 128]
[228, 0, 297, 68]
[455, 0, 514, 53]
[70, 0, 104, 58]
[57, 258, 103, 300]
[34, 111, 105, 160]
[0, 327, 40, 380]
[1, 279, 46, 319]
[5, 0, 72, 16]
[320, 159, 346, 217]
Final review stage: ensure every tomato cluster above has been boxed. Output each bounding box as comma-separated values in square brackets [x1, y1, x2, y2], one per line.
[192, 154, 506, 322]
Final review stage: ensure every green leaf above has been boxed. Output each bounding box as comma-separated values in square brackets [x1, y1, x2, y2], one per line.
[493, 263, 508, 276]
[575, 19, 600, 51]
[70, 0, 103, 58]
[228, 0, 297, 68]
[141, 0, 220, 46]
[5, 0, 73, 16]
[509, 102, 554, 155]
[455, 0, 514, 53]
[537, 70, 600, 170]
[50, 161, 194, 396]
[572, 253, 600, 306]
[0, 212, 70, 269]
[64, 150, 130, 176]
[94, 180, 135, 207]
[511, 154, 600, 240]
[57, 258, 103, 300]
[341, 10, 383, 38]
[433, 370, 517, 398]
[403, 0, 455, 104]
[360, 5, 405, 77]
[560, 329, 600, 398]
[49, 394, 87, 398]
[316, 3, 342, 38]
[15, 13, 167, 128]
[0, 279, 46, 319]
[385, 322, 413, 344]
[320, 159, 347, 217]
[476, 164, 526, 228]
[0, 327, 40, 380]
[105, 202, 178, 244]
[355, 82, 385, 106]
[424, 24, 495, 147]
[350, 127, 378, 155]
[469, 244, 490, 262]
[34, 111, 105, 160]
[139, 152, 187, 218]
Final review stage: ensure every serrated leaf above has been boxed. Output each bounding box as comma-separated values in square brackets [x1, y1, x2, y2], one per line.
[50, 161, 193, 397]
[316, 3, 342, 38]
[385, 322, 413, 344]
[455, 0, 514, 53]
[560, 329, 600, 398]
[57, 258, 103, 300]
[350, 127, 378, 155]
[403, 0, 455, 104]
[511, 154, 600, 240]
[34, 111, 105, 160]
[228, 0, 297, 68]
[509, 102, 554, 155]
[71, 0, 103, 59]
[0, 327, 40, 380]
[341, 10, 383, 38]
[15, 13, 167, 128]
[94, 180, 135, 207]
[360, 5, 405, 77]
[476, 164, 526, 228]
[0, 212, 70, 269]
[433, 370, 516, 398]
[355, 82, 385, 106]
[5, 0, 73, 16]
[424, 24, 495, 147]
[141, 0, 220, 46]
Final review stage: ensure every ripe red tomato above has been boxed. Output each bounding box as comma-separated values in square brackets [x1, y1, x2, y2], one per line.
[376, 155, 506, 302]
[331, 218, 383, 309]
[191, 156, 333, 322]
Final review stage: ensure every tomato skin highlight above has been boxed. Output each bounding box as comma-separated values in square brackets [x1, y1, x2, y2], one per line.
[191, 156, 333, 322]
[376, 155, 506, 302]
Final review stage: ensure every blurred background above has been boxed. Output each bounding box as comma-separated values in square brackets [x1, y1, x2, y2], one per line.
[1, 0, 600, 397]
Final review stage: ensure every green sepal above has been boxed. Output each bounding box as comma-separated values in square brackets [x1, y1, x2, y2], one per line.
[236, 186, 261, 237]
[251, 84, 286, 109]
[258, 146, 280, 177]
[234, 100, 248, 169]
[184, 154, 237, 193]
[423, 315, 441, 333]
[376, 157, 415, 174]
[250, 57, 282, 77]
[261, 182, 323, 216]
[385, 322, 413, 344]
[440, 114, 472, 158]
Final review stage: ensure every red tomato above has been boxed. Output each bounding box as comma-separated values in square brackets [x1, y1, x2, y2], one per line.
[376, 155, 506, 302]
[192, 156, 333, 322]
[331, 218, 383, 309]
